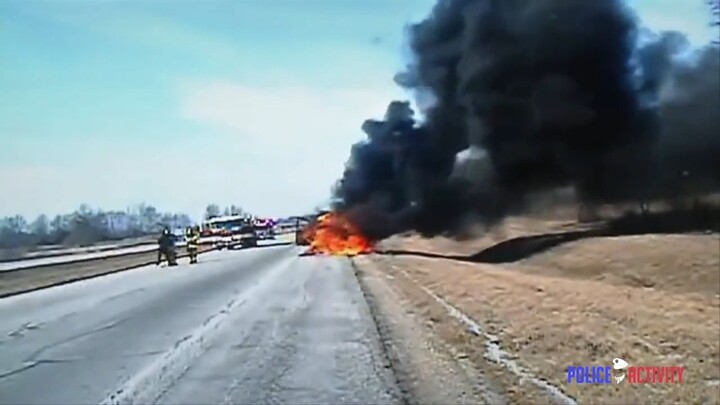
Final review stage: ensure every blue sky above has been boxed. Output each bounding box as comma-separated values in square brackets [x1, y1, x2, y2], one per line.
[0, 0, 716, 220]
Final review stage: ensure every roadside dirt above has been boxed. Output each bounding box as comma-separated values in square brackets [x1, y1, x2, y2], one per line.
[355, 215, 720, 404]
[354, 258, 507, 405]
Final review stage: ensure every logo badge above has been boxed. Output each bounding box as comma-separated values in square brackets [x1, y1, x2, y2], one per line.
[612, 358, 628, 384]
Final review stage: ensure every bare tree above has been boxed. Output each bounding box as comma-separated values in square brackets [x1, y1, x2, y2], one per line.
[50, 215, 64, 233]
[30, 214, 49, 237]
[145, 206, 161, 231]
[229, 205, 245, 216]
[204, 204, 221, 219]
[5, 215, 27, 234]
[709, 0, 720, 44]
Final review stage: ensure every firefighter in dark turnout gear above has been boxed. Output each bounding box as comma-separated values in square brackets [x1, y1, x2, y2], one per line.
[186, 226, 200, 264]
[157, 227, 178, 266]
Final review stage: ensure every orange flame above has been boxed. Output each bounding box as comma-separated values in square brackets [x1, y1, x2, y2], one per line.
[302, 212, 373, 256]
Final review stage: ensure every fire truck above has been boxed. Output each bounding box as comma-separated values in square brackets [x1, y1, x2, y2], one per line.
[252, 217, 276, 240]
[200, 215, 258, 249]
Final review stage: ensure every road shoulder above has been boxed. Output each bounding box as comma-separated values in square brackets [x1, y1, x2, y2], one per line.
[358, 229, 720, 404]
[353, 256, 511, 405]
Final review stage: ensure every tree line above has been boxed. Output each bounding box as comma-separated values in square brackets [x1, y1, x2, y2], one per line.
[202, 204, 248, 220]
[0, 202, 255, 251]
[0, 204, 194, 250]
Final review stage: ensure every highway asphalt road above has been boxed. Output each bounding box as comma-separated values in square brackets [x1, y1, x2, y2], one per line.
[0, 245, 400, 405]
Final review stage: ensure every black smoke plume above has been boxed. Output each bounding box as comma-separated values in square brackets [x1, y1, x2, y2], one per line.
[332, 0, 720, 239]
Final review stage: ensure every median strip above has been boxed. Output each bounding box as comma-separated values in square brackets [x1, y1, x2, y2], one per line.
[0, 245, 216, 299]
[0, 245, 160, 272]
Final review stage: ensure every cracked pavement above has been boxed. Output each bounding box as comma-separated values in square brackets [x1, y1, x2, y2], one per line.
[0, 246, 400, 405]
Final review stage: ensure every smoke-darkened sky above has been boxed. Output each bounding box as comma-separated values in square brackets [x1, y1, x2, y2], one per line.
[332, 0, 719, 238]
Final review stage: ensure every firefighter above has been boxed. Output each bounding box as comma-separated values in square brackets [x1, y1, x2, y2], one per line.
[186, 226, 200, 264]
[157, 227, 178, 266]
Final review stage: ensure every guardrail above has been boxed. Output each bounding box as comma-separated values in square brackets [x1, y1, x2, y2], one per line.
[0, 236, 300, 299]
[0, 240, 157, 264]
[0, 242, 220, 273]
[0, 244, 217, 299]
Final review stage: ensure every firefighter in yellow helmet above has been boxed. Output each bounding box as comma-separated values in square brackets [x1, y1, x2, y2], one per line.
[186, 226, 200, 264]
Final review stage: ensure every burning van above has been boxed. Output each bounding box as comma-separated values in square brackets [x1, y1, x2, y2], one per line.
[298, 212, 373, 256]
